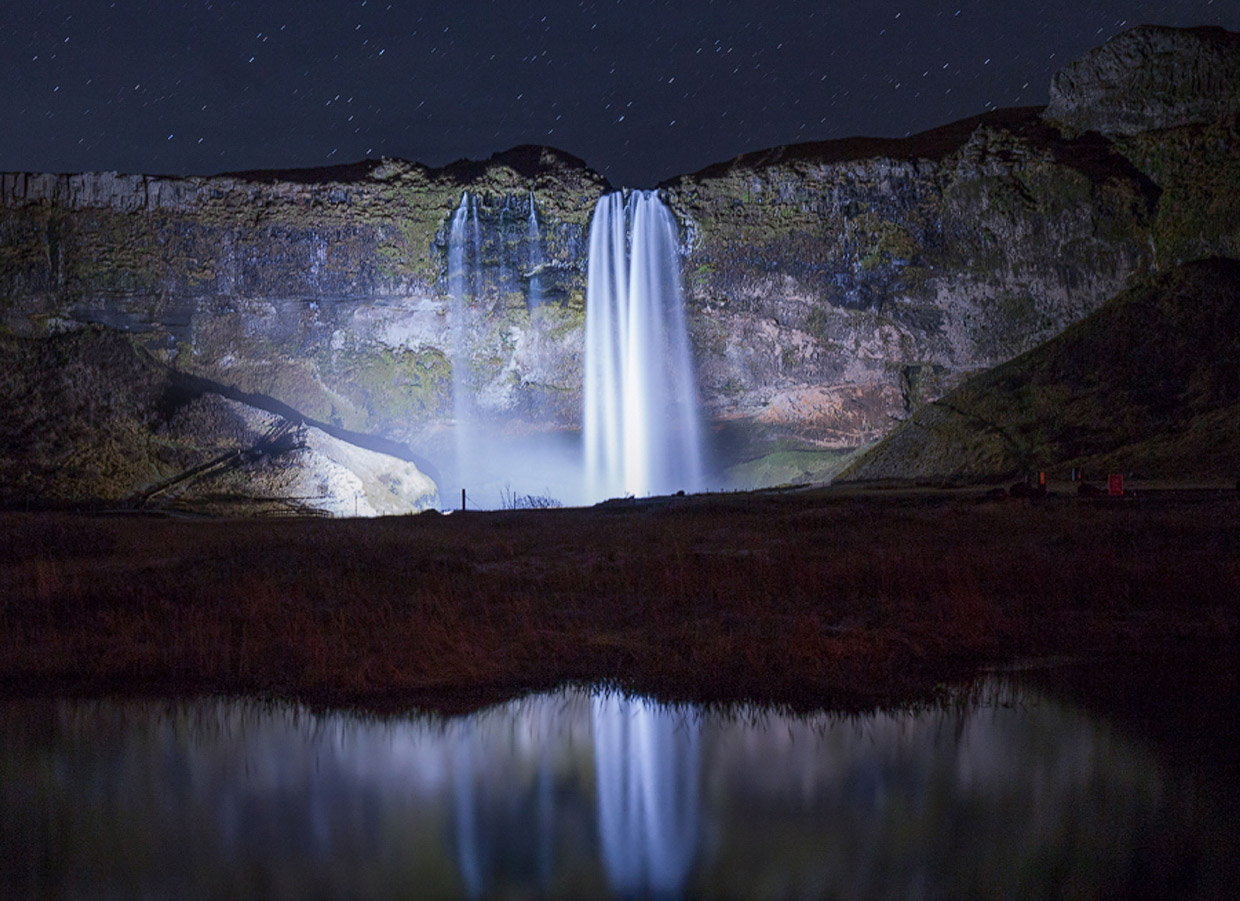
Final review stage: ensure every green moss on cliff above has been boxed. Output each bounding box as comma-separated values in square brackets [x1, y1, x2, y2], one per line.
[55, 211, 164, 296]
[333, 346, 452, 429]
[853, 214, 922, 270]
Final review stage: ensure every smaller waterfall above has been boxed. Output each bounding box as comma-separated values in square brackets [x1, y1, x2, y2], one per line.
[527, 192, 545, 311]
[583, 191, 704, 502]
[498, 197, 511, 288]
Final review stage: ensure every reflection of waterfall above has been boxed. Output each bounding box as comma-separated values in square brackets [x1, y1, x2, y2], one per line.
[452, 723, 490, 899]
[527, 192, 545, 311]
[583, 190, 704, 503]
[447, 191, 477, 500]
[448, 704, 562, 899]
[592, 694, 701, 897]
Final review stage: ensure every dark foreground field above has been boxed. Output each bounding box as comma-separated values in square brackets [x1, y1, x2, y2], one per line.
[2, 487, 1237, 713]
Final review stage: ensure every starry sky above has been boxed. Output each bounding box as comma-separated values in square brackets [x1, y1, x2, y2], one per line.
[4, 1, 1239, 187]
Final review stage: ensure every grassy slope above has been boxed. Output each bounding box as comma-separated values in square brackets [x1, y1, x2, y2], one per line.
[840, 258, 1240, 483]
[724, 448, 857, 489]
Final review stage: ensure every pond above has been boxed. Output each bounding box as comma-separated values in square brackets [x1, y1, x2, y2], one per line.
[2, 656, 1237, 899]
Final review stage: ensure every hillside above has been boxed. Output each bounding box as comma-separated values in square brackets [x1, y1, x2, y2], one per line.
[839, 258, 1240, 484]
[0, 327, 437, 514]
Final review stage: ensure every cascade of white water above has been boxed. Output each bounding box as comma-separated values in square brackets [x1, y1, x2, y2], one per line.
[583, 190, 703, 502]
[591, 694, 701, 895]
[448, 192, 475, 499]
[470, 196, 482, 299]
[527, 192, 544, 310]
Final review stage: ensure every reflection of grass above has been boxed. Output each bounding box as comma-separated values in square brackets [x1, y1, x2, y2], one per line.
[2, 488, 1237, 714]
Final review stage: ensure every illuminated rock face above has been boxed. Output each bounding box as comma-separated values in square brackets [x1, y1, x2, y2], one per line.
[0, 28, 1236, 498]
[583, 191, 704, 502]
[0, 327, 439, 514]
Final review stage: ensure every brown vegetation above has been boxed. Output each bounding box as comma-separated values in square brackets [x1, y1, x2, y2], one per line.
[1, 487, 1237, 714]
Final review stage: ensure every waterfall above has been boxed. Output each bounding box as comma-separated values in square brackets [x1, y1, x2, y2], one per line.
[527, 192, 545, 310]
[583, 190, 704, 502]
[470, 195, 482, 298]
[448, 191, 476, 500]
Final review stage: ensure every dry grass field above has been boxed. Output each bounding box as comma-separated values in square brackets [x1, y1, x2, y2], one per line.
[2, 486, 1237, 713]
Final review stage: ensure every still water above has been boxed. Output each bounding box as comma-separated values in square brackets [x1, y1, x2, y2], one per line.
[2, 663, 1237, 899]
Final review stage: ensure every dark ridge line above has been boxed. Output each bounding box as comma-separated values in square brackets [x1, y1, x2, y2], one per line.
[667, 107, 1048, 183]
[214, 144, 606, 187]
[168, 369, 445, 489]
[663, 103, 1160, 216]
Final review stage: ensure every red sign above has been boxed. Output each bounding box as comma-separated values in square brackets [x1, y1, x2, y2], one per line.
[1108, 473, 1124, 496]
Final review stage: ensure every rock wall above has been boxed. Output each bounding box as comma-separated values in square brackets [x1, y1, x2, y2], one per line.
[663, 108, 1157, 459]
[1044, 25, 1240, 137]
[1044, 25, 1240, 269]
[0, 147, 608, 456]
[1, 26, 1236, 490]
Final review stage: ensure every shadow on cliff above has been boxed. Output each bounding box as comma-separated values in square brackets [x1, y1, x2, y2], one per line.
[167, 369, 444, 489]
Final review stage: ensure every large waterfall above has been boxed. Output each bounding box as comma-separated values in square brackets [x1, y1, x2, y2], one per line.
[583, 191, 704, 502]
[448, 192, 476, 500]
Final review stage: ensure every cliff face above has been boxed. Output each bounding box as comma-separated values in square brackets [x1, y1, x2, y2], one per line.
[663, 108, 1156, 460]
[0, 147, 607, 455]
[1, 26, 1236, 496]
[1044, 25, 1240, 268]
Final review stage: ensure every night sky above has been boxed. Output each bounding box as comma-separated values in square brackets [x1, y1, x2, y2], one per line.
[4, 1, 1239, 187]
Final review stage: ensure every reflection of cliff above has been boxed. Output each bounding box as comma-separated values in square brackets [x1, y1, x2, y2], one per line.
[5, 677, 1237, 899]
[591, 695, 701, 897]
[448, 693, 705, 899]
